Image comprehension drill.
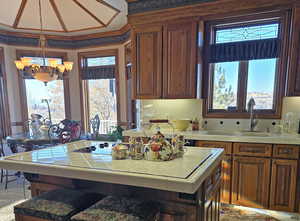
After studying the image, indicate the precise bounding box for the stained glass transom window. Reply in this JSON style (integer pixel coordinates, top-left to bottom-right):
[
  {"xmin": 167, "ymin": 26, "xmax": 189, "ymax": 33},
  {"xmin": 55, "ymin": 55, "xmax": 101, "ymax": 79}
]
[
  {"xmin": 215, "ymin": 23, "xmax": 279, "ymax": 44},
  {"xmin": 87, "ymin": 56, "xmax": 115, "ymax": 67}
]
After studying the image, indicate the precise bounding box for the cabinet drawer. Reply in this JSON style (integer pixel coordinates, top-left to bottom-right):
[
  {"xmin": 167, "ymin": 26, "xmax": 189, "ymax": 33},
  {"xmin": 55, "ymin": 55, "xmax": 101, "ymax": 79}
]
[
  {"xmin": 273, "ymin": 145, "xmax": 299, "ymax": 159},
  {"xmin": 233, "ymin": 143, "xmax": 272, "ymax": 157},
  {"xmin": 195, "ymin": 141, "xmax": 232, "ymax": 154}
]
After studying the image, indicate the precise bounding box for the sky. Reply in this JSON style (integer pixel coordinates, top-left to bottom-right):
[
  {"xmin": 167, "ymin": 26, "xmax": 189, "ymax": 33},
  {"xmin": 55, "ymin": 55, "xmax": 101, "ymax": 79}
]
[{"xmin": 216, "ymin": 59, "xmax": 276, "ymax": 94}]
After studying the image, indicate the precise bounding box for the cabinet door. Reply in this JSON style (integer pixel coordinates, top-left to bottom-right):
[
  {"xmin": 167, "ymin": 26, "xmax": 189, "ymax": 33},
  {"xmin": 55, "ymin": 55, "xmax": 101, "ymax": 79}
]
[
  {"xmin": 220, "ymin": 156, "xmax": 232, "ymax": 204},
  {"xmin": 232, "ymin": 157, "xmax": 271, "ymax": 208},
  {"xmin": 195, "ymin": 141, "xmax": 232, "ymax": 204},
  {"xmin": 287, "ymin": 6, "xmax": 300, "ymax": 96},
  {"xmin": 163, "ymin": 21, "xmax": 197, "ymax": 98},
  {"xmin": 270, "ymin": 159, "xmax": 297, "ymax": 212},
  {"xmin": 132, "ymin": 25, "xmax": 163, "ymax": 99}
]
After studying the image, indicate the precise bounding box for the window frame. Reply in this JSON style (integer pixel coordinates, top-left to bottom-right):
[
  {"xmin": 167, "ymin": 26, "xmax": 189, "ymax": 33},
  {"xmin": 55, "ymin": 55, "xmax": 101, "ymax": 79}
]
[
  {"xmin": 78, "ymin": 49, "xmax": 120, "ymax": 133},
  {"xmin": 0, "ymin": 47, "xmax": 12, "ymax": 137},
  {"xmin": 203, "ymin": 11, "xmax": 290, "ymax": 119},
  {"xmin": 16, "ymin": 50, "xmax": 71, "ymax": 128}
]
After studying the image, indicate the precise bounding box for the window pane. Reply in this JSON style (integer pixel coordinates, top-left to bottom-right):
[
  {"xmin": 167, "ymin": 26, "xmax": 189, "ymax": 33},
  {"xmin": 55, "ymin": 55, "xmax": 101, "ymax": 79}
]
[
  {"xmin": 87, "ymin": 79, "xmax": 117, "ymax": 134},
  {"xmin": 23, "ymin": 57, "xmax": 62, "ymax": 66},
  {"xmin": 25, "ymin": 80, "xmax": 65, "ymax": 123},
  {"xmin": 87, "ymin": 56, "xmax": 115, "ymax": 67},
  {"xmin": 212, "ymin": 62, "xmax": 239, "ymax": 110},
  {"xmin": 246, "ymin": 59, "xmax": 277, "ymax": 110},
  {"xmin": 216, "ymin": 23, "xmax": 279, "ymax": 43}
]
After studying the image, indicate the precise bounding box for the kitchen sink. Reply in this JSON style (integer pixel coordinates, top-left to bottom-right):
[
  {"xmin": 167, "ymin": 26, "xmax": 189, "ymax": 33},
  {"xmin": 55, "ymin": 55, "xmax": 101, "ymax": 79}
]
[
  {"xmin": 239, "ymin": 131, "xmax": 271, "ymax": 137},
  {"xmin": 202, "ymin": 130, "xmax": 240, "ymax": 136},
  {"xmin": 201, "ymin": 130, "xmax": 271, "ymax": 137}
]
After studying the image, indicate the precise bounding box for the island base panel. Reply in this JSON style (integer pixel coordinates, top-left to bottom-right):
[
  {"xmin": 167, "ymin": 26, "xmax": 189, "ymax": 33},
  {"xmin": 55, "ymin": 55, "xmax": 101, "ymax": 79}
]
[{"xmin": 26, "ymin": 165, "xmax": 221, "ymax": 221}]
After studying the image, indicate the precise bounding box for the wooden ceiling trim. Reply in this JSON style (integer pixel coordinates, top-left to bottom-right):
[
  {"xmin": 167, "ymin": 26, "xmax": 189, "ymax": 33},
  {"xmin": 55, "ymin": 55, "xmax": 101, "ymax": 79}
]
[
  {"xmin": 105, "ymin": 11, "xmax": 120, "ymax": 27},
  {"xmin": 49, "ymin": 0, "xmax": 68, "ymax": 32},
  {"xmin": 13, "ymin": 0, "xmax": 27, "ymax": 28},
  {"xmin": 0, "ymin": 23, "xmax": 130, "ymax": 41},
  {"xmin": 69, "ymin": 24, "xmax": 131, "ymax": 40},
  {"xmin": 72, "ymin": 0, "xmax": 107, "ymax": 27}
]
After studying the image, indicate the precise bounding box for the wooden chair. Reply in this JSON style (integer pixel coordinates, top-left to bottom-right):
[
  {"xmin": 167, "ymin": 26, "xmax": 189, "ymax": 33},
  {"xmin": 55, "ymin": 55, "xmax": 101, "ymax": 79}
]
[
  {"xmin": 71, "ymin": 195, "xmax": 160, "ymax": 221},
  {"xmin": 14, "ymin": 188, "xmax": 103, "ymax": 221}
]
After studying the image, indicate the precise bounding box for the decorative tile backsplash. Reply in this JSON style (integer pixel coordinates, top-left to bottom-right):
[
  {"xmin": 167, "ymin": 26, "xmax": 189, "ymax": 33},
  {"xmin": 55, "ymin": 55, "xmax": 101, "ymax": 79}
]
[{"xmin": 138, "ymin": 97, "xmax": 300, "ymax": 133}]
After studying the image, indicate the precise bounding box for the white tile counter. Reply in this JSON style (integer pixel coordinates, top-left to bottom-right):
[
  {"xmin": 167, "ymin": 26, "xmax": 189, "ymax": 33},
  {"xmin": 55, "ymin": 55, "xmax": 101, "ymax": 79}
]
[
  {"xmin": 124, "ymin": 129, "xmax": 300, "ymax": 145},
  {"xmin": 0, "ymin": 140, "xmax": 224, "ymax": 194}
]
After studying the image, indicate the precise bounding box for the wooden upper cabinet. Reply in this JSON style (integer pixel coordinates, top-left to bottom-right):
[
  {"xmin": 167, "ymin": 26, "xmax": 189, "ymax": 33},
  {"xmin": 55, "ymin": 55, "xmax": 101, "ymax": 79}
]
[
  {"xmin": 287, "ymin": 6, "xmax": 300, "ymax": 96},
  {"xmin": 132, "ymin": 21, "xmax": 198, "ymax": 99},
  {"xmin": 132, "ymin": 25, "xmax": 163, "ymax": 99},
  {"xmin": 232, "ymin": 156, "xmax": 271, "ymax": 208},
  {"xmin": 163, "ymin": 22, "xmax": 197, "ymax": 99}
]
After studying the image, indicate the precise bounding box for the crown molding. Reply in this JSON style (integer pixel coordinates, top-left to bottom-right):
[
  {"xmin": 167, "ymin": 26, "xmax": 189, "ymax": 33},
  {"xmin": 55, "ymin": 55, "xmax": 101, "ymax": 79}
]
[
  {"xmin": 0, "ymin": 24, "xmax": 131, "ymax": 49},
  {"xmin": 127, "ymin": 0, "xmax": 216, "ymax": 15},
  {"xmin": 128, "ymin": 0, "xmax": 298, "ymax": 26}
]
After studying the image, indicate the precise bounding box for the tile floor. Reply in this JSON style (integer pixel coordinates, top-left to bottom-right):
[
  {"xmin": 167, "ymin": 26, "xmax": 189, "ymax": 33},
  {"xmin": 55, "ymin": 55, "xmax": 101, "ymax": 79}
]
[{"xmin": 0, "ymin": 174, "xmax": 30, "ymax": 221}]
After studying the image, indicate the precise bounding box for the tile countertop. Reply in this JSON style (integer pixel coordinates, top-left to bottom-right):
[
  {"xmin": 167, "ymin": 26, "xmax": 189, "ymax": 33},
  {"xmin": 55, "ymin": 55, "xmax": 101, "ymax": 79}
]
[
  {"xmin": 0, "ymin": 140, "xmax": 224, "ymax": 194},
  {"xmin": 123, "ymin": 129, "xmax": 300, "ymax": 145}
]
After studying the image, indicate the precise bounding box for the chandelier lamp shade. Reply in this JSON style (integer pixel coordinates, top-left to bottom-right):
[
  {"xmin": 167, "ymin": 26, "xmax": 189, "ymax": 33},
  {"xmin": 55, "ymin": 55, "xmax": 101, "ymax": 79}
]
[{"xmin": 14, "ymin": 0, "xmax": 74, "ymax": 85}]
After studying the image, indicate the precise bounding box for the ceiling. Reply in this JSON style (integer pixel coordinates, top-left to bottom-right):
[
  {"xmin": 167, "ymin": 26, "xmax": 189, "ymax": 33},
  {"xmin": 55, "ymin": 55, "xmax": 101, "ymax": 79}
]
[{"xmin": 0, "ymin": 0, "xmax": 128, "ymax": 36}]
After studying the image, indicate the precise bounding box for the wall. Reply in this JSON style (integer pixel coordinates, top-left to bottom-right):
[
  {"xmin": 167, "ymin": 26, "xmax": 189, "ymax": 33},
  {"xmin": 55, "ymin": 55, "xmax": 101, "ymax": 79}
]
[
  {"xmin": 0, "ymin": 43, "xmax": 128, "ymax": 135},
  {"xmin": 139, "ymin": 97, "xmax": 300, "ymax": 133}
]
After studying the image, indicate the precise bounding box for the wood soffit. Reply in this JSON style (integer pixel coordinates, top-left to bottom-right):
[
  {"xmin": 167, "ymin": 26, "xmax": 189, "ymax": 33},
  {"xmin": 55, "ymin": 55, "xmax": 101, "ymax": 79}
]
[{"xmin": 0, "ymin": 24, "xmax": 131, "ymax": 49}]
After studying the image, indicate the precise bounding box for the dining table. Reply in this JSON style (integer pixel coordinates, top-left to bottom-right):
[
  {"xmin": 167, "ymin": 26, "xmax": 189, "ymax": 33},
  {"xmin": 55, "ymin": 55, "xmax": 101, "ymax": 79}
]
[{"xmin": 6, "ymin": 133, "xmax": 60, "ymax": 153}]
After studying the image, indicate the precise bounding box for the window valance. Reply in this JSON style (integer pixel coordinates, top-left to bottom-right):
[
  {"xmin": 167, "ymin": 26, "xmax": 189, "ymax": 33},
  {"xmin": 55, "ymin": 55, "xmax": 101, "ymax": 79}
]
[
  {"xmin": 81, "ymin": 65, "xmax": 116, "ymax": 80},
  {"xmin": 208, "ymin": 38, "xmax": 281, "ymax": 63}
]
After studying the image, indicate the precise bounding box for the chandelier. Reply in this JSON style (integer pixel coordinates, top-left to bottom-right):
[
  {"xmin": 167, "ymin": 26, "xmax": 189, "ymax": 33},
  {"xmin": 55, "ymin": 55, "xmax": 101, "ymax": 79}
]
[{"xmin": 14, "ymin": 0, "xmax": 73, "ymax": 85}]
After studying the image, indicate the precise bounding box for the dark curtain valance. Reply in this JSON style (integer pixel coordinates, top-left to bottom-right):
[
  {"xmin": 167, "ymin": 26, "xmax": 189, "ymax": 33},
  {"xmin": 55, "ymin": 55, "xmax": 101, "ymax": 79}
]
[
  {"xmin": 22, "ymin": 71, "xmax": 34, "ymax": 79},
  {"xmin": 82, "ymin": 65, "xmax": 115, "ymax": 80},
  {"xmin": 208, "ymin": 38, "xmax": 281, "ymax": 63}
]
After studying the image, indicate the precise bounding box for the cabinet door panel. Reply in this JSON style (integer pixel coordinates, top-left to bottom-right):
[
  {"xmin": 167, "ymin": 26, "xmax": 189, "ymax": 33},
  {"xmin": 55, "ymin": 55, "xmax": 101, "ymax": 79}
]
[
  {"xmin": 232, "ymin": 157, "xmax": 271, "ymax": 208},
  {"xmin": 195, "ymin": 141, "xmax": 232, "ymax": 154},
  {"xmin": 233, "ymin": 143, "xmax": 272, "ymax": 157},
  {"xmin": 273, "ymin": 145, "xmax": 299, "ymax": 159},
  {"xmin": 270, "ymin": 159, "xmax": 297, "ymax": 212},
  {"xmin": 221, "ymin": 156, "xmax": 232, "ymax": 204},
  {"xmin": 132, "ymin": 26, "xmax": 163, "ymax": 99},
  {"xmin": 163, "ymin": 22, "xmax": 197, "ymax": 98}
]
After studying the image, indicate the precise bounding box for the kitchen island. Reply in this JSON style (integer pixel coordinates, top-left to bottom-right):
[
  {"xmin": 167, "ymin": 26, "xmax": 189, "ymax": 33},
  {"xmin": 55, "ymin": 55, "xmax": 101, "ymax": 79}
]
[{"xmin": 0, "ymin": 140, "xmax": 224, "ymax": 221}]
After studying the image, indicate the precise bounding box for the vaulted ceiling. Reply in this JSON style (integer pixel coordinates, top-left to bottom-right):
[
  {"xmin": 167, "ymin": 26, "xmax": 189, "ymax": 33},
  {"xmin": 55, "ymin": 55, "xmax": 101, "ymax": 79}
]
[{"xmin": 0, "ymin": 0, "xmax": 127, "ymax": 36}]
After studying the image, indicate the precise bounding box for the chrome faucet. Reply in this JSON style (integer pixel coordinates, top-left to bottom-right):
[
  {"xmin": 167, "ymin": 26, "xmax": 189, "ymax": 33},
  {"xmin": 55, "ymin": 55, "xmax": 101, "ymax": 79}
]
[{"xmin": 247, "ymin": 98, "xmax": 258, "ymax": 132}]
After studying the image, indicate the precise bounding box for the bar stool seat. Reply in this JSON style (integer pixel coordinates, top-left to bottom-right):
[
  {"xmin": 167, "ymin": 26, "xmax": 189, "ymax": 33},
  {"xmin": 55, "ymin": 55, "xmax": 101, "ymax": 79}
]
[
  {"xmin": 14, "ymin": 188, "xmax": 103, "ymax": 221},
  {"xmin": 71, "ymin": 196, "xmax": 160, "ymax": 221}
]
